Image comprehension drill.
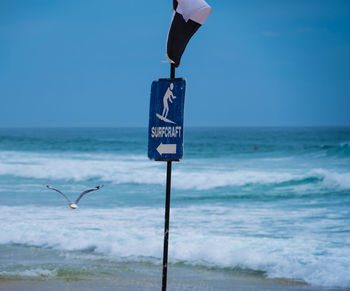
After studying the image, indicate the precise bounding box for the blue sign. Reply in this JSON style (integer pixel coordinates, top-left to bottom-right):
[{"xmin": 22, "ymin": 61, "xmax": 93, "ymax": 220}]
[{"xmin": 148, "ymin": 79, "xmax": 186, "ymax": 161}]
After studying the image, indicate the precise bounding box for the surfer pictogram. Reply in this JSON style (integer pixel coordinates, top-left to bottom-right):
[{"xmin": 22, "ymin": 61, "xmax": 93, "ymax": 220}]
[{"xmin": 156, "ymin": 83, "xmax": 176, "ymax": 124}]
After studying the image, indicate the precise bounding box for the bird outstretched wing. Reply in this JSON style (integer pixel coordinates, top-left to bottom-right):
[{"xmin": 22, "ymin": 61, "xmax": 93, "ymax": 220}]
[
  {"xmin": 46, "ymin": 185, "xmax": 71, "ymax": 203},
  {"xmin": 74, "ymin": 185, "xmax": 104, "ymax": 204}
]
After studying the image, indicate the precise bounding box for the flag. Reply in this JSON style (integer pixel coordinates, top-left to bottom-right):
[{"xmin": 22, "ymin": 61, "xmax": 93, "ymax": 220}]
[{"xmin": 167, "ymin": 0, "xmax": 212, "ymax": 67}]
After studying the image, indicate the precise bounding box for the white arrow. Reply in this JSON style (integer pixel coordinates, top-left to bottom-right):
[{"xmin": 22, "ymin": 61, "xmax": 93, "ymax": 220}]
[{"xmin": 157, "ymin": 143, "xmax": 177, "ymax": 155}]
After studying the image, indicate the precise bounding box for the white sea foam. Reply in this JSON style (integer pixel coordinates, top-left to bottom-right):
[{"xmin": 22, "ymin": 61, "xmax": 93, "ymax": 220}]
[
  {"xmin": 0, "ymin": 268, "xmax": 56, "ymax": 278},
  {"xmin": 311, "ymin": 168, "xmax": 350, "ymax": 190},
  {"xmin": 0, "ymin": 151, "xmax": 163, "ymax": 185},
  {"xmin": 1, "ymin": 151, "xmax": 349, "ymax": 191},
  {"xmin": 0, "ymin": 205, "xmax": 350, "ymax": 287},
  {"xmin": 172, "ymin": 170, "xmax": 298, "ymax": 190}
]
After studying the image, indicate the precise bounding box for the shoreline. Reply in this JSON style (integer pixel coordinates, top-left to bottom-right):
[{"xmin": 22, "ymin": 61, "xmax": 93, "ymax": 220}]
[{"xmin": 1, "ymin": 263, "xmax": 349, "ymax": 291}]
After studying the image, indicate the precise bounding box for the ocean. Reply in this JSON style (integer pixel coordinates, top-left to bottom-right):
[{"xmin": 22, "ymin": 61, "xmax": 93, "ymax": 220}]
[{"xmin": 0, "ymin": 127, "xmax": 350, "ymax": 290}]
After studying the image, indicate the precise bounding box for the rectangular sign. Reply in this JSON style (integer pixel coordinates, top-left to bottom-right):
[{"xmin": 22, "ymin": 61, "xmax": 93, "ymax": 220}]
[{"xmin": 148, "ymin": 78, "xmax": 186, "ymax": 161}]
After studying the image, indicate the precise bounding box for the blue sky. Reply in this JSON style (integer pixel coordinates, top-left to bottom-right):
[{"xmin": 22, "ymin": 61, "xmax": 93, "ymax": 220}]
[{"xmin": 1, "ymin": 0, "xmax": 349, "ymax": 127}]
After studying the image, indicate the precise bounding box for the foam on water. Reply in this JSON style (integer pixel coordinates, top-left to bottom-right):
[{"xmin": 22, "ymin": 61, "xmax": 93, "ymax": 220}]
[
  {"xmin": 1, "ymin": 128, "xmax": 350, "ymax": 288},
  {"xmin": 0, "ymin": 205, "xmax": 349, "ymax": 287},
  {"xmin": 1, "ymin": 151, "xmax": 349, "ymax": 191},
  {"xmin": 0, "ymin": 268, "xmax": 57, "ymax": 279},
  {"xmin": 311, "ymin": 168, "xmax": 350, "ymax": 190}
]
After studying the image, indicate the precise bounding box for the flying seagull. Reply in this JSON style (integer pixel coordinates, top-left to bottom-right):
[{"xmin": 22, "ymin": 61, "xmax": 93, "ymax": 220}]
[{"xmin": 46, "ymin": 185, "xmax": 104, "ymax": 209}]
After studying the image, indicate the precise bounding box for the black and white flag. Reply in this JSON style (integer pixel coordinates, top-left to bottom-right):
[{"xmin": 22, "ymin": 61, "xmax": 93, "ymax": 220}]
[{"xmin": 167, "ymin": 0, "xmax": 212, "ymax": 67}]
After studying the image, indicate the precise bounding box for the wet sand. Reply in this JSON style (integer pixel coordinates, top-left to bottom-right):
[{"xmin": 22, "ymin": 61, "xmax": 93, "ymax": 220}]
[{"xmin": 1, "ymin": 262, "xmax": 349, "ymax": 291}]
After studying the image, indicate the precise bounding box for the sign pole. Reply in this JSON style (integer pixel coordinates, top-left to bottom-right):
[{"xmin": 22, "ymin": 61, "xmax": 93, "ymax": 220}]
[
  {"xmin": 170, "ymin": 63, "xmax": 175, "ymax": 79},
  {"xmin": 162, "ymin": 160, "xmax": 172, "ymax": 291},
  {"xmin": 161, "ymin": 64, "xmax": 175, "ymax": 291}
]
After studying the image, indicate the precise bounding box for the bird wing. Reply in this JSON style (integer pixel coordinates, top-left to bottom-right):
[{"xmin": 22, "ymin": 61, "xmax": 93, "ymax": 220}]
[
  {"xmin": 46, "ymin": 185, "xmax": 71, "ymax": 203},
  {"xmin": 74, "ymin": 185, "xmax": 104, "ymax": 204}
]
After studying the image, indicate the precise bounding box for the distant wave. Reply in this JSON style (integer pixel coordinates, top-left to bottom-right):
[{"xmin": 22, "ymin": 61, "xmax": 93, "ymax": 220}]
[
  {"xmin": 0, "ymin": 151, "xmax": 349, "ymax": 191},
  {"xmin": 0, "ymin": 205, "xmax": 349, "ymax": 288},
  {"xmin": 320, "ymin": 141, "xmax": 350, "ymax": 157},
  {"xmin": 321, "ymin": 141, "xmax": 350, "ymax": 149},
  {"xmin": 172, "ymin": 169, "xmax": 350, "ymax": 191}
]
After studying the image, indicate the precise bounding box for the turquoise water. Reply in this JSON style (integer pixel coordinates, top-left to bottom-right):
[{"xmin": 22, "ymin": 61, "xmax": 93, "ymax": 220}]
[{"xmin": 0, "ymin": 127, "xmax": 350, "ymax": 288}]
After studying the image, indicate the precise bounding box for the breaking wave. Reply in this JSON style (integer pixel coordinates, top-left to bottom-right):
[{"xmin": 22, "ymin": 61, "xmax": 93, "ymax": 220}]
[
  {"xmin": 320, "ymin": 141, "xmax": 350, "ymax": 157},
  {"xmin": 0, "ymin": 268, "xmax": 57, "ymax": 279},
  {"xmin": 0, "ymin": 151, "xmax": 349, "ymax": 191},
  {"xmin": 0, "ymin": 205, "xmax": 350, "ymax": 287}
]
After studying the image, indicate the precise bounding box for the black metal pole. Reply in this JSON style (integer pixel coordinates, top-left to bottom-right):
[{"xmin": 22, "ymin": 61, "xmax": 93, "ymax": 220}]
[
  {"xmin": 162, "ymin": 64, "xmax": 175, "ymax": 291},
  {"xmin": 170, "ymin": 63, "xmax": 175, "ymax": 79},
  {"xmin": 162, "ymin": 160, "xmax": 172, "ymax": 291}
]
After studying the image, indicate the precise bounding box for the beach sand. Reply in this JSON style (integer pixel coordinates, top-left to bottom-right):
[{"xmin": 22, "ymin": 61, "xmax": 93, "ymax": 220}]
[{"xmin": 1, "ymin": 262, "xmax": 349, "ymax": 291}]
